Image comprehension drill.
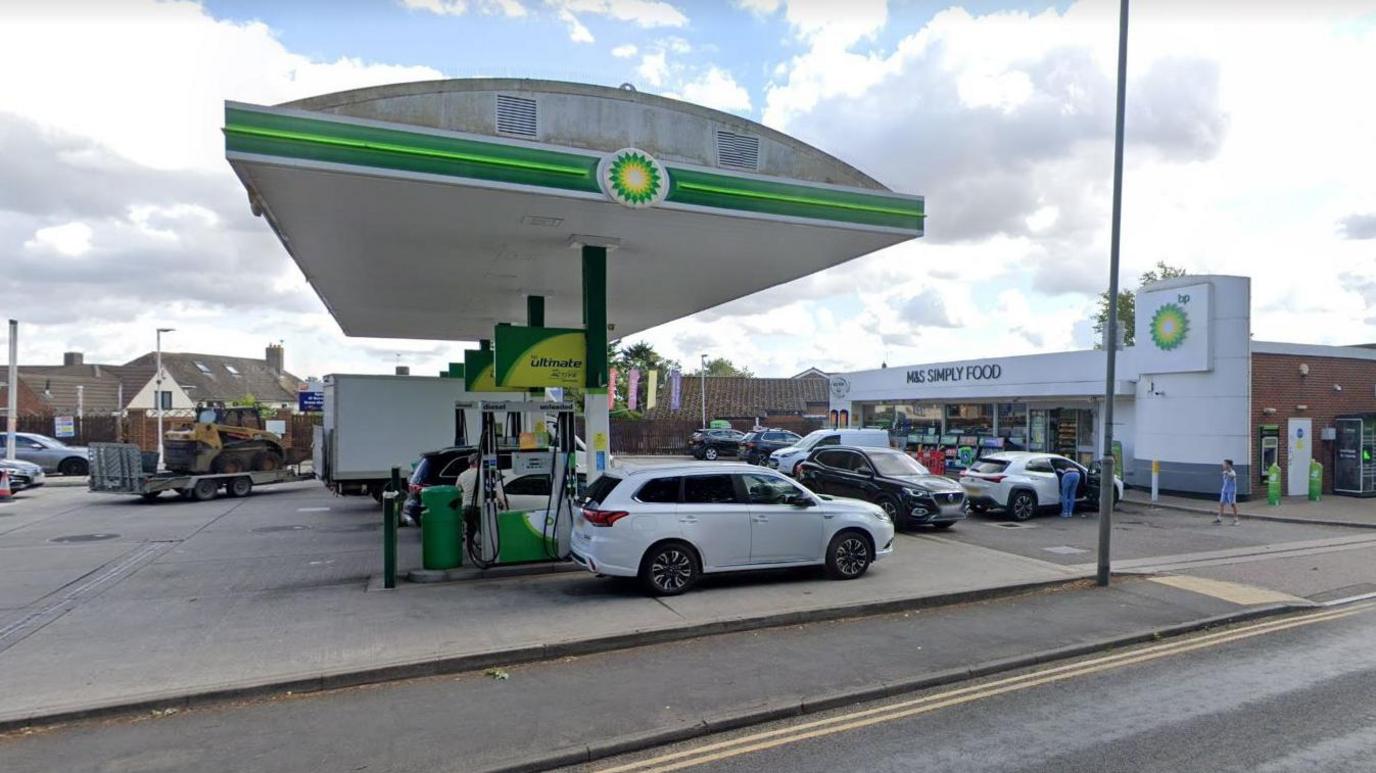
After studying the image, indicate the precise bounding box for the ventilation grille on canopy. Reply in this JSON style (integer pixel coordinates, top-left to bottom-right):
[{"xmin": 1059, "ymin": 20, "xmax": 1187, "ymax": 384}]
[
  {"xmin": 496, "ymin": 95, "xmax": 538, "ymax": 138},
  {"xmin": 715, "ymin": 130, "xmax": 760, "ymax": 171}
]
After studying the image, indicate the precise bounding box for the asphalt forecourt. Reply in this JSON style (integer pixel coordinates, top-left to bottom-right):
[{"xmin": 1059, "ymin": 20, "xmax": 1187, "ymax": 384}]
[
  {"xmin": 0, "ymin": 576, "xmax": 1341, "ymax": 773},
  {"xmin": 0, "ymin": 481, "xmax": 1082, "ymax": 730}
]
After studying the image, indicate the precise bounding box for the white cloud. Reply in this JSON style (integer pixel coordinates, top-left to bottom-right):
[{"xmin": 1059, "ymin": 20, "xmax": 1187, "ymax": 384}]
[
  {"xmin": 401, "ymin": 0, "xmax": 528, "ymax": 17},
  {"xmin": 672, "ymin": 66, "xmax": 752, "ymax": 113},
  {"xmin": 611, "ymin": 43, "xmax": 638, "ymax": 58},
  {"xmin": 25, "ymin": 222, "xmax": 94, "ymax": 257},
  {"xmin": 735, "ymin": 0, "xmax": 782, "ymax": 16},
  {"xmin": 548, "ymin": 0, "xmax": 688, "ymax": 43},
  {"xmin": 637, "ymin": 50, "xmax": 668, "ymax": 86},
  {"xmin": 559, "ymin": 8, "xmax": 596, "ymax": 42}
]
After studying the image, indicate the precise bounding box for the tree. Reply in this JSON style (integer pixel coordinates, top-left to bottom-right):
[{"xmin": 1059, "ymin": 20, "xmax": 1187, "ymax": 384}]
[
  {"xmin": 692, "ymin": 357, "xmax": 754, "ymax": 378},
  {"xmin": 1093, "ymin": 261, "xmax": 1188, "ymax": 348}
]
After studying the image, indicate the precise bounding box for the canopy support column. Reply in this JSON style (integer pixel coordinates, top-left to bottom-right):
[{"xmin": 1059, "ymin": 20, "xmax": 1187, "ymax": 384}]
[{"xmin": 582, "ymin": 245, "xmax": 610, "ymax": 482}]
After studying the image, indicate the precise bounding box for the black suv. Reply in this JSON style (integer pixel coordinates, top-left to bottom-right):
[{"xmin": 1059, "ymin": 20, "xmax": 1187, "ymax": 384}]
[
  {"xmin": 403, "ymin": 445, "xmax": 478, "ymax": 522},
  {"xmin": 797, "ymin": 445, "xmax": 967, "ymax": 530},
  {"xmin": 689, "ymin": 428, "xmax": 746, "ymax": 460},
  {"xmin": 740, "ymin": 429, "xmax": 802, "ymax": 465}
]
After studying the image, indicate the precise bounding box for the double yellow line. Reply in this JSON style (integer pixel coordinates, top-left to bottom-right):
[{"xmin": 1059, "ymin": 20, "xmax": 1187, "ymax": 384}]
[{"xmin": 598, "ymin": 602, "xmax": 1375, "ymax": 773}]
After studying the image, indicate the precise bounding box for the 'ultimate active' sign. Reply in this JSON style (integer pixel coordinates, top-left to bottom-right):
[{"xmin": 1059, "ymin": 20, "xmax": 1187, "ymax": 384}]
[{"xmin": 906, "ymin": 363, "xmax": 1004, "ymax": 384}]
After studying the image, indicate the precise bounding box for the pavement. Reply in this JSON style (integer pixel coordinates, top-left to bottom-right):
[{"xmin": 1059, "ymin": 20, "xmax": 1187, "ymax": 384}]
[
  {"xmin": 0, "ymin": 577, "xmax": 1330, "ymax": 773},
  {"xmin": 3, "ymin": 477, "xmax": 1375, "ymax": 736},
  {"xmin": 1126, "ymin": 488, "xmax": 1376, "ymax": 528}
]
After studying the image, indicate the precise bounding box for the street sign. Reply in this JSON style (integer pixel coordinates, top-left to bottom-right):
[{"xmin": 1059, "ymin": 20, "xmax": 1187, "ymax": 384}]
[
  {"xmin": 54, "ymin": 416, "xmax": 75, "ymax": 438},
  {"xmin": 297, "ymin": 391, "xmax": 324, "ymax": 412}
]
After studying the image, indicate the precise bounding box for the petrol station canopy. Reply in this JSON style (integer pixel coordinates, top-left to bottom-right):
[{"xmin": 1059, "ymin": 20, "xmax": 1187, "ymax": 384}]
[{"xmin": 225, "ymin": 79, "xmax": 924, "ymax": 341}]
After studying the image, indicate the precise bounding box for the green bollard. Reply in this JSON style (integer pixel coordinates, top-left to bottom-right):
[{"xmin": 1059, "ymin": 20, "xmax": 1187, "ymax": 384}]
[
  {"xmin": 383, "ymin": 466, "xmax": 400, "ymax": 589},
  {"xmin": 1308, "ymin": 460, "xmax": 1323, "ymax": 502},
  {"xmin": 1267, "ymin": 463, "xmax": 1282, "ymax": 505}
]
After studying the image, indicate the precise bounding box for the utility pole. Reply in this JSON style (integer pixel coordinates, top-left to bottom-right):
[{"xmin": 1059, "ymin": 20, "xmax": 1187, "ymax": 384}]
[
  {"xmin": 155, "ymin": 327, "xmax": 174, "ymax": 471},
  {"xmin": 1098, "ymin": 0, "xmax": 1130, "ymax": 588},
  {"xmin": 699, "ymin": 353, "xmax": 708, "ymax": 427},
  {"xmin": 5, "ymin": 320, "xmax": 16, "ymax": 461}
]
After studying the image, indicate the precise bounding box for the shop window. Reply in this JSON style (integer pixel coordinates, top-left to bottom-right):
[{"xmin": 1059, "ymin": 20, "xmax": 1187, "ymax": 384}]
[
  {"xmin": 945, "ymin": 403, "xmax": 993, "ymax": 435},
  {"xmin": 997, "ymin": 403, "xmax": 1027, "ymax": 439}
]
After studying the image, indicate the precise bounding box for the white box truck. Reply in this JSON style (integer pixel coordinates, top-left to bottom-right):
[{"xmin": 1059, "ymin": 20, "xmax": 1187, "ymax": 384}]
[{"xmin": 316, "ymin": 374, "xmax": 473, "ymax": 501}]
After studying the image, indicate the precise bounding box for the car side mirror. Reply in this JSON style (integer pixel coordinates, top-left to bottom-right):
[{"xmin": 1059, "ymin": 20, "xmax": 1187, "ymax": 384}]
[{"xmin": 787, "ymin": 494, "xmax": 815, "ymax": 507}]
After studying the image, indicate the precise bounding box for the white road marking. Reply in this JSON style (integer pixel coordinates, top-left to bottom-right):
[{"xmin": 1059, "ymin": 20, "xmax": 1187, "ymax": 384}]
[{"xmin": 296, "ymin": 507, "xmax": 331, "ymax": 512}]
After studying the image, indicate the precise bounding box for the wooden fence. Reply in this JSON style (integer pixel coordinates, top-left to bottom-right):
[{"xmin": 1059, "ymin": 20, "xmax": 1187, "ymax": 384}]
[
  {"xmin": 606, "ymin": 416, "xmax": 825, "ymax": 455},
  {"xmin": 9, "ymin": 410, "xmax": 322, "ymax": 457}
]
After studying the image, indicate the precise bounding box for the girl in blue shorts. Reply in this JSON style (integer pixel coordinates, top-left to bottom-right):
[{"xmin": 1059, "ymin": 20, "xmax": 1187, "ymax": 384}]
[{"xmin": 1216, "ymin": 459, "xmax": 1239, "ymax": 525}]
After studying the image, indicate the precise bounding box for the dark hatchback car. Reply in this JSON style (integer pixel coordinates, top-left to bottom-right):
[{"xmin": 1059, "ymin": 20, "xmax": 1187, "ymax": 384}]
[
  {"xmin": 689, "ymin": 428, "xmax": 747, "ymax": 460},
  {"xmin": 797, "ymin": 445, "xmax": 967, "ymax": 530},
  {"xmin": 740, "ymin": 429, "xmax": 802, "ymax": 465},
  {"xmin": 403, "ymin": 445, "xmax": 478, "ymax": 521}
]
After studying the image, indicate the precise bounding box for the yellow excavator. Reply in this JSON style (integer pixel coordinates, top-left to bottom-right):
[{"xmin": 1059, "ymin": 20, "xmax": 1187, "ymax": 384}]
[{"xmin": 163, "ymin": 404, "xmax": 287, "ymax": 475}]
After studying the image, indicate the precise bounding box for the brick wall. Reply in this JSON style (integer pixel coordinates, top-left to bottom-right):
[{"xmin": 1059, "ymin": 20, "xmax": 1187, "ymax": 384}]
[{"xmin": 1251, "ymin": 353, "xmax": 1376, "ymax": 494}]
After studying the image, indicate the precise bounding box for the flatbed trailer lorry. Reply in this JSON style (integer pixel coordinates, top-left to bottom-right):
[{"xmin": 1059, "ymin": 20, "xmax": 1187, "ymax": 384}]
[{"xmin": 88, "ymin": 442, "xmax": 309, "ymax": 501}]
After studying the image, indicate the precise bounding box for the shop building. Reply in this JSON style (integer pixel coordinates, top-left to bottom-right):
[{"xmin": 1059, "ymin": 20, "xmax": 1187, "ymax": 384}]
[{"xmin": 827, "ymin": 275, "xmax": 1376, "ymax": 498}]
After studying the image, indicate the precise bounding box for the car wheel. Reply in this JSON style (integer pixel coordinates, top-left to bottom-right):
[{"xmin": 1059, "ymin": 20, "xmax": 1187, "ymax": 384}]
[
  {"xmin": 640, "ymin": 542, "xmax": 699, "ymax": 596},
  {"xmin": 59, "ymin": 457, "xmax": 89, "ymax": 476},
  {"xmin": 877, "ymin": 496, "xmax": 904, "ymax": 529},
  {"xmin": 703, "ymin": 447, "xmax": 719, "ymax": 461},
  {"xmin": 1009, "ymin": 491, "xmax": 1037, "ymax": 521},
  {"xmin": 931, "ymin": 521, "xmax": 956, "ymax": 530},
  {"xmin": 225, "ymin": 476, "xmax": 253, "ymax": 498},
  {"xmin": 825, "ymin": 531, "xmax": 873, "ymax": 580},
  {"xmin": 191, "ymin": 478, "xmax": 218, "ymax": 502}
]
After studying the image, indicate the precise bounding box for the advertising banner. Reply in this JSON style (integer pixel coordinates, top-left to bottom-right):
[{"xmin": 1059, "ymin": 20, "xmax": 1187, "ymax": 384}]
[
  {"xmin": 464, "ymin": 349, "xmax": 522, "ymax": 393},
  {"xmin": 1135, "ymin": 282, "xmax": 1213, "ymax": 374},
  {"xmin": 608, "ymin": 368, "xmax": 618, "ymax": 409},
  {"xmin": 646, "ymin": 369, "xmax": 658, "ymax": 410},
  {"xmin": 297, "ymin": 391, "xmax": 324, "ymax": 412},
  {"xmin": 494, "ymin": 325, "xmax": 587, "ymax": 388},
  {"xmin": 670, "ymin": 369, "xmax": 681, "ymax": 410},
  {"xmin": 627, "ymin": 368, "xmax": 641, "ymax": 411}
]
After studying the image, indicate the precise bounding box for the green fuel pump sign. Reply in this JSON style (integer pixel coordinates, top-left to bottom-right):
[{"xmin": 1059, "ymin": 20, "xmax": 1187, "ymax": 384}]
[
  {"xmin": 495, "ymin": 325, "xmax": 588, "ymax": 388},
  {"xmin": 464, "ymin": 348, "xmax": 523, "ymax": 393}
]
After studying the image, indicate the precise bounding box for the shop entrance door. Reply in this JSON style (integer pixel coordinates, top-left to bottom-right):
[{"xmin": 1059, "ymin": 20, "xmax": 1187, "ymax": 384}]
[{"xmin": 1287, "ymin": 418, "xmax": 1311, "ymax": 497}]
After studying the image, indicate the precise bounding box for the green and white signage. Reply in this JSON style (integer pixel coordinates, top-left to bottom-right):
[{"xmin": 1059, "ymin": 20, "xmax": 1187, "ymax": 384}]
[
  {"xmin": 1135, "ymin": 282, "xmax": 1213, "ymax": 374},
  {"xmin": 494, "ymin": 325, "xmax": 587, "ymax": 388},
  {"xmin": 464, "ymin": 348, "xmax": 523, "ymax": 393},
  {"xmin": 597, "ymin": 148, "xmax": 668, "ymax": 209}
]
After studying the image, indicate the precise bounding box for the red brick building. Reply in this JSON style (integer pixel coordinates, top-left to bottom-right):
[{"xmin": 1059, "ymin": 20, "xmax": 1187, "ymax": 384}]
[{"xmin": 1250, "ymin": 344, "xmax": 1376, "ymax": 495}]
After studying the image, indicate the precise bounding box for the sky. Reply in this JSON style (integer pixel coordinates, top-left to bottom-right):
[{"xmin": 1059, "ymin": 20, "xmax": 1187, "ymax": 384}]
[{"xmin": 2, "ymin": 0, "xmax": 1374, "ymax": 381}]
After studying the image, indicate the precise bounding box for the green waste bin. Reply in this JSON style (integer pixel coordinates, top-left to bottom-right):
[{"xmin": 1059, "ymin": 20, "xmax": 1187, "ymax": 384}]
[
  {"xmin": 1267, "ymin": 464, "xmax": 1282, "ymax": 506},
  {"xmin": 1308, "ymin": 460, "xmax": 1323, "ymax": 502},
  {"xmin": 420, "ymin": 485, "xmax": 463, "ymax": 570}
]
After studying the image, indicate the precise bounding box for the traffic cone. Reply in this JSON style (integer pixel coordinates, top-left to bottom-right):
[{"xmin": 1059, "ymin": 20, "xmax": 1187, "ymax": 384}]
[{"xmin": 0, "ymin": 470, "xmax": 11, "ymax": 499}]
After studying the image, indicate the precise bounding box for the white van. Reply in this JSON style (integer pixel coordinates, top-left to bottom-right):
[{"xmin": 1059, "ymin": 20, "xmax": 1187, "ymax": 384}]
[{"xmin": 769, "ymin": 428, "xmax": 892, "ymax": 477}]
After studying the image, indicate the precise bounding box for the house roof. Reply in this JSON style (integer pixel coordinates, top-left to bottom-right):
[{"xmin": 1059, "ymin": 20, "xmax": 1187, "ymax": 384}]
[
  {"xmin": 123, "ymin": 352, "xmax": 304, "ymax": 404},
  {"xmin": 0, "ymin": 377, "xmax": 50, "ymax": 416},
  {"xmin": 790, "ymin": 367, "xmax": 831, "ymax": 380},
  {"xmin": 16, "ymin": 367, "xmax": 129, "ymax": 415},
  {"xmin": 641, "ymin": 376, "xmax": 829, "ymax": 420}
]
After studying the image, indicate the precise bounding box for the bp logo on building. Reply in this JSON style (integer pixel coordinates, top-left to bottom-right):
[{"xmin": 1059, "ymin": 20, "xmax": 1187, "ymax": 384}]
[
  {"xmin": 598, "ymin": 148, "xmax": 668, "ymax": 209},
  {"xmin": 1150, "ymin": 303, "xmax": 1190, "ymax": 351}
]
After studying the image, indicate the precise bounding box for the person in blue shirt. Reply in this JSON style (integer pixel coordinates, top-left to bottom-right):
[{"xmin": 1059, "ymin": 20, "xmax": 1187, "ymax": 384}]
[{"xmin": 1216, "ymin": 458, "xmax": 1239, "ymax": 525}]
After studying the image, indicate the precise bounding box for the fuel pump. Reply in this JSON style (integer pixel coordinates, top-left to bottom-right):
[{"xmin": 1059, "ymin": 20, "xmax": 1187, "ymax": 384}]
[{"xmin": 466, "ymin": 399, "xmax": 578, "ymax": 567}]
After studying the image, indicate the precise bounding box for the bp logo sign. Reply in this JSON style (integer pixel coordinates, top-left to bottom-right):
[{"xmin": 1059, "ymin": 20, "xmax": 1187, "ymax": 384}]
[
  {"xmin": 598, "ymin": 148, "xmax": 668, "ymax": 208},
  {"xmin": 1149, "ymin": 302, "xmax": 1190, "ymax": 351}
]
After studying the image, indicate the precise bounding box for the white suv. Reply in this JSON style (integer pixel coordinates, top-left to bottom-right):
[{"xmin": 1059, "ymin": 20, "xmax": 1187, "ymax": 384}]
[
  {"xmin": 769, "ymin": 428, "xmax": 891, "ymax": 478},
  {"xmin": 958, "ymin": 452, "xmax": 1123, "ymax": 521},
  {"xmin": 570, "ymin": 462, "xmax": 895, "ymax": 595}
]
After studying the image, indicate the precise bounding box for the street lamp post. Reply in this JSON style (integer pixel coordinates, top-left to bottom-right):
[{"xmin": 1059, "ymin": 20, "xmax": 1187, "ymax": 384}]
[
  {"xmin": 1098, "ymin": 0, "xmax": 1131, "ymax": 588},
  {"xmin": 700, "ymin": 354, "xmax": 708, "ymax": 428},
  {"xmin": 155, "ymin": 327, "xmax": 174, "ymax": 471}
]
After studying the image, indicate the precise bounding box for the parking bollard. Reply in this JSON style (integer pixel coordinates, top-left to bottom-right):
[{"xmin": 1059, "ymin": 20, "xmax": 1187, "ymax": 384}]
[{"xmin": 382, "ymin": 466, "xmax": 401, "ymax": 589}]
